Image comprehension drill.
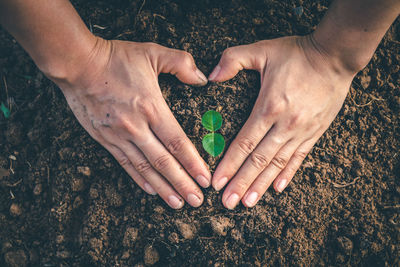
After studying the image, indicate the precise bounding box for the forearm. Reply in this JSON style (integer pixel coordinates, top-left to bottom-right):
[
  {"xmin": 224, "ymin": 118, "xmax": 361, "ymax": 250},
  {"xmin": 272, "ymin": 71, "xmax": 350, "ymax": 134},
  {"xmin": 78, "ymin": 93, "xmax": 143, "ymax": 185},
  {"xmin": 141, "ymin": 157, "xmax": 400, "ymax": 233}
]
[
  {"xmin": 312, "ymin": 0, "xmax": 400, "ymax": 74},
  {"xmin": 0, "ymin": 0, "xmax": 105, "ymax": 85}
]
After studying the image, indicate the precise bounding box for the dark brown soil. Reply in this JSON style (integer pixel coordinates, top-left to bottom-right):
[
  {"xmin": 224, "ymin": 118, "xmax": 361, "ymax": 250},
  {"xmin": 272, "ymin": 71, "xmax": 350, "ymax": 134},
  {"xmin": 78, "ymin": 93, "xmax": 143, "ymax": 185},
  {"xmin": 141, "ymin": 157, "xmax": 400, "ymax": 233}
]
[{"xmin": 0, "ymin": 0, "xmax": 399, "ymax": 266}]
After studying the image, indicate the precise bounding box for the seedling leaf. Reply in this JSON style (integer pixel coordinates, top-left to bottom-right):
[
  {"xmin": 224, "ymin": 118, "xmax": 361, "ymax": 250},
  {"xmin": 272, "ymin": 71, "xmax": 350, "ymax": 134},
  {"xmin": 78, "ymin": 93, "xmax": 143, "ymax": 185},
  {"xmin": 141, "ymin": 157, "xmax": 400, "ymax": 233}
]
[
  {"xmin": 201, "ymin": 110, "xmax": 222, "ymax": 131},
  {"xmin": 0, "ymin": 102, "xmax": 10, "ymax": 119},
  {"xmin": 202, "ymin": 133, "xmax": 225, "ymax": 157}
]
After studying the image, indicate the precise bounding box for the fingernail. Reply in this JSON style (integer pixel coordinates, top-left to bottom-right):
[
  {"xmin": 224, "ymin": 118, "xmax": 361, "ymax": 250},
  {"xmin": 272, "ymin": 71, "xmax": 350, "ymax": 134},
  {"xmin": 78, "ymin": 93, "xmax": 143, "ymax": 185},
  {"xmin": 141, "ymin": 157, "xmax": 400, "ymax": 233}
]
[
  {"xmin": 168, "ymin": 195, "xmax": 184, "ymax": 209},
  {"xmin": 225, "ymin": 193, "xmax": 240, "ymax": 210},
  {"xmin": 195, "ymin": 69, "xmax": 208, "ymax": 85},
  {"xmin": 214, "ymin": 177, "xmax": 228, "ymax": 191},
  {"xmin": 208, "ymin": 65, "xmax": 221, "ymax": 81},
  {"xmin": 244, "ymin": 192, "xmax": 259, "ymax": 207},
  {"xmin": 196, "ymin": 175, "xmax": 210, "ymax": 188},
  {"xmin": 187, "ymin": 193, "xmax": 202, "ymax": 207},
  {"xmin": 276, "ymin": 179, "xmax": 287, "ymax": 192},
  {"xmin": 144, "ymin": 183, "xmax": 157, "ymax": 195}
]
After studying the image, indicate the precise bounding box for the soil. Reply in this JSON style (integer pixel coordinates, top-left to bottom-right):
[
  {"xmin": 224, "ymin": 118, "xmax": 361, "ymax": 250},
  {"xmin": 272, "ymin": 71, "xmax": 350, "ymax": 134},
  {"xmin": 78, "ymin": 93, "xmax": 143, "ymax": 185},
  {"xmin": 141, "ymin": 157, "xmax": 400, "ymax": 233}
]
[{"xmin": 0, "ymin": 0, "xmax": 399, "ymax": 266}]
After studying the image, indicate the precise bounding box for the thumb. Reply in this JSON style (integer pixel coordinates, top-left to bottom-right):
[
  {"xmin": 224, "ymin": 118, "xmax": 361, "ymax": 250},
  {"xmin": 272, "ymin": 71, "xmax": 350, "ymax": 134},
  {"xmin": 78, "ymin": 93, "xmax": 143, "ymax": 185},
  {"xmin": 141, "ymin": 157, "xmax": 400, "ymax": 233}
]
[
  {"xmin": 153, "ymin": 44, "xmax": 208, "ymax": 86},
  {"xmin": 208, "ymin": 43, "xmax": 268, "ymax": 82}
]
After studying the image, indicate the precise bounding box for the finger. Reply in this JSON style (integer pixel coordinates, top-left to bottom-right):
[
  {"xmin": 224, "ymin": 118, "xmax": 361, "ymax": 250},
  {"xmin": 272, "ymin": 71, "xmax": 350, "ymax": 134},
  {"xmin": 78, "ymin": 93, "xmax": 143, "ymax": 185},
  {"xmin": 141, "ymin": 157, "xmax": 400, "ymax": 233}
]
[
  {"xmin": 241, "ymin": 138, "xmax": 312, "ymax": 208},
  {"xmin": 272, "ymin": 136, "xmax": 318, "ymax": 193},
  {"xmin": 208, "ymin": 42, "xmax": 268, "ymax": 82},
  {"xmin": 103, "ymin": 143, "xmax": 157, "ymax": 196},
  {"xmin": 99, "ymin": 127, "xmax": 185, "ymax": 209},
  {"xmin": 122, "ymin": 141, "xmax": 189, "ymax": 209},
  {"xmin": 150, "ymin": 102, "xmax": 211, "ymax": 188},
  {"xmin": 151, "ymin": 44, "xmax": 208, "ymax": 86},
  {"xmin": 222, "ymin": 133, "xmax": 296, "ymax": 210},
  {"xmin": 133, "ymin": 127, "xmax": 205, "ymax": 208},
  {"xmin": 212, "ymin": 110, "xmax": 274, "ymax": 191}
]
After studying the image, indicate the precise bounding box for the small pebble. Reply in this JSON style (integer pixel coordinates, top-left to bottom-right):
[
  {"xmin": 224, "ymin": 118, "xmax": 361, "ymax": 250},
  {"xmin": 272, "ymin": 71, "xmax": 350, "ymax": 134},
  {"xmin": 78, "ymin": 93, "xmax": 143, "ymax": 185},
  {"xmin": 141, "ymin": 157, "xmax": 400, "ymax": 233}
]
[
  {"xmin": 33, "ymin": 184, "xmax": 42, "ymax": 196},
  {"xmin": 10, "ymin": 203, "xmax": 22, "ymax": 217},
  {"xmin": 121, "ymin": 251, "xmax": 130, "ymax": 259}
]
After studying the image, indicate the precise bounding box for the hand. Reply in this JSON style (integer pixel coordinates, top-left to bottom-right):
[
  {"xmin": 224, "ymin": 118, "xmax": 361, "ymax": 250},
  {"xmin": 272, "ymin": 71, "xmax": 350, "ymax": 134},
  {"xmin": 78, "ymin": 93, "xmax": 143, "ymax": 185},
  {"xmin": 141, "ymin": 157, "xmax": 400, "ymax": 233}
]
[
  {"xmin": 209, "ymin": 35, "xmax": 356, "ymax": 209},
  {"xmin": 59, "ymin": 38, "xmax": 211, "ymax": 209}
]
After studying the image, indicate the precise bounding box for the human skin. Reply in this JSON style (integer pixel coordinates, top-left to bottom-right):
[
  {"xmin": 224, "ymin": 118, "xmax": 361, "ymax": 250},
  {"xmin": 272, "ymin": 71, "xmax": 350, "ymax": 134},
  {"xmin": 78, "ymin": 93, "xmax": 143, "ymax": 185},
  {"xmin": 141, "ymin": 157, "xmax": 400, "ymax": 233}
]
[
  {"xmin": 210, "ymin": 0, "xmax": 400, "ymax": 209},
  {"xmin": 1, "ymin": 0, "xmax": 399, "ymax": 211},
  {"xmin": 0, "ymin": 0, "xmax": 212, "ymax": 209}
]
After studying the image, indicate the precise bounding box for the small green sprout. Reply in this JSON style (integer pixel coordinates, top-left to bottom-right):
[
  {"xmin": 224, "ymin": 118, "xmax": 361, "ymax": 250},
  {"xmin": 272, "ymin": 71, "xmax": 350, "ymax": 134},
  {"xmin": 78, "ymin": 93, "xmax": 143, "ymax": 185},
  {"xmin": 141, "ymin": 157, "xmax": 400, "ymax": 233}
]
[
  {"xmin": 201, "ymin": 110, "xmax": 225, "ymax": 157},
  {"xmin": 0, "ymin": 102, "xmax": 10, "ymax": 119}
]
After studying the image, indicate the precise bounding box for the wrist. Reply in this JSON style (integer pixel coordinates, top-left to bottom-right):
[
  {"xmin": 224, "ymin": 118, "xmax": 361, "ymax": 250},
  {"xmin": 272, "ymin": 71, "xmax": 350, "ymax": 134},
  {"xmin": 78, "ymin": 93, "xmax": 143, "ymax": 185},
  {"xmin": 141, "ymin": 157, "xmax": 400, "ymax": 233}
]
[
  {"xmin": 37, "ymin": 32, "xmax": 93, "ymax": 85},
  {"xmin": 42, "ymin": 36, "xmax": 112, "ymax": 89},
  {"xmin": 297, "ymin": 34, "xmax": 359, "ymax": 83},
  {"xmin": 309, "ymin": 0, "xmax": 400, "ymax": 75},
  {"xmin": 310, "ymin": 29, "xmax": 372, "ymax": 75}
]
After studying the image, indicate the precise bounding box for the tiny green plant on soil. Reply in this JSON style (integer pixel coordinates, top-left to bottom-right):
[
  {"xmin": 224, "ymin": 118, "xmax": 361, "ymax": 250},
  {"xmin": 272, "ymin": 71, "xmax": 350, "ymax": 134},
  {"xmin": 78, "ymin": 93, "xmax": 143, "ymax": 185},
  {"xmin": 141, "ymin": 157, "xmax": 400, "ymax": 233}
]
[{"xmin": 201, "ymin": 110, "xmax": 225, "ymax": 157}]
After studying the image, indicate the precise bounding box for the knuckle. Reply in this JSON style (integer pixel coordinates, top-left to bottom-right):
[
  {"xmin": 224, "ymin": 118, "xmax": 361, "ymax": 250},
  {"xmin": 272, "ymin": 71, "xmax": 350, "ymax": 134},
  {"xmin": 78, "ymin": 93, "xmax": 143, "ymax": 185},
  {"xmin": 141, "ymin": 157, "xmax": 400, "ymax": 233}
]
[
  {"xmin": 117, "ymin": 156, "xmax": 131, "ymax": 167},
  {"xmin": 270, "ymin": 135, "xmax": 284, "ymax": 146},
  {"xmin": 153, "ymin": 154, "xmax": 171, "ymax": 171},
  {"xmin": 137, "ymin": 99, "xmax": 155, "ymax": 118},
  {"xmin": 261, "ymin": 102, "xmax": 285, "ymax": 118},
  {"xmin": 222, "ymin": 47, "xmax": 236, "ymax": 59},
  {"xmin": 288, "ymin": 114, "xmax": 306, "ymax": 130},
  {"xmin": 250, "ymin": 152, "xmax": 269, "ymax": 170},
  {"xmin": 115, "ymin": 115, "xmax": 139, "ymax": 137},
  {"xmin": 270, "ymin": 155, "xmax": 289, "ymax": 170},
  {"xmin": 270, "ymin": 102, "xmax": 285, "ymax": 116},
  {"xmin": 233, "ymin": 179, "xmax": 250, "ymax": 193},
  {"xmin": 180, "ymin": 51, "xmax": 195, "ymax": 67},
  {"xmin": 167, "ymin": 138, "xmax": 186, "ymax": 154},
  {"xmin": 135, "ymin": 160, "xmax": 152, "ymax": 174},
  {"xmin": 172, "ymin": 179, "xmax": 190, "ymax": 193},
  {"xmin": 144, "ymin": 42, "xmax": 160, "ymax": 53},
  {"xmin": 182, "ymin": 160, "xmax": 198, "ymax": 174},
  {"xmin": 135, "ymin": 99, "xmax": 158, "ymax": 125},
  {"xmin": 237, "ymin": 138, "xmax": 257, "ymax": 155},
  {"xmin": 294, "ymin": 150, "xmax": 308, "ymax": 161}
]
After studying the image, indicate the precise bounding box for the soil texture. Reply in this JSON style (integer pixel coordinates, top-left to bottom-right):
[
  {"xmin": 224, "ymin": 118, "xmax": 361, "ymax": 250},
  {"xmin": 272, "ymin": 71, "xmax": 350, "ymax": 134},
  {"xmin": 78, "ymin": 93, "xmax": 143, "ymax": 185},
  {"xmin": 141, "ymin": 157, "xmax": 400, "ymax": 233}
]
[{"xmin": 0, "ymin": 0, "xmax": 399, "ymax": 266}]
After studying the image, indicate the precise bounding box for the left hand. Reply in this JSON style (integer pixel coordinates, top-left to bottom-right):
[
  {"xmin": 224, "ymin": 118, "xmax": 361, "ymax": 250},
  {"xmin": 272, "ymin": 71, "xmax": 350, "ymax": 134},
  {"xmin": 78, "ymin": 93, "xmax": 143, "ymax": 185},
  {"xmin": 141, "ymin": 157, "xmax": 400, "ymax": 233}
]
[{"xmin": 209, "ymin": 35, "xmax": 356, "ymax": 209}]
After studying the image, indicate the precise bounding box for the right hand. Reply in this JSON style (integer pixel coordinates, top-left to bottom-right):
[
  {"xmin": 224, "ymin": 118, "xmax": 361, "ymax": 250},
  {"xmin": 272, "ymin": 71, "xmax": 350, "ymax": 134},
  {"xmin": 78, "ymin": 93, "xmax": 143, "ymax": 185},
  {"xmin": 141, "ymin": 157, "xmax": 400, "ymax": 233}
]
[{"xmin": 58, "ymin": 38, "xmax": 211, "ymax": 209}]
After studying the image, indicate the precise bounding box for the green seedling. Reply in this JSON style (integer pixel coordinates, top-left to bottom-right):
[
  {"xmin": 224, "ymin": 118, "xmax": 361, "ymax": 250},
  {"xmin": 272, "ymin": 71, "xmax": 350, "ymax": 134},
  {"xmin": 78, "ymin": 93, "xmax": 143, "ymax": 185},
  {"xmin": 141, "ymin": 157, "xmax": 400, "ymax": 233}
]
[
  {"xmin": 201, "ymin": 110, "xmax": 225, "ymax": 157},
  {"xmin": 0, "ymin": 102, "xmax": 10, "ymax": 119}
]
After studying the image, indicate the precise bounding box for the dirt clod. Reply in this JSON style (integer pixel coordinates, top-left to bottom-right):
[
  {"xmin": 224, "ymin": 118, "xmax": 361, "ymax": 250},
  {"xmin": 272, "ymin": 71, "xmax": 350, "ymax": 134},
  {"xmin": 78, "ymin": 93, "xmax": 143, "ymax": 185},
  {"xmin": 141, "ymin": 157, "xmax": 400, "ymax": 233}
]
[
  {"xmin": 33, "ymin": 184, "xmax": 42, "ymax": 196},
  {"xmin": 122, "ymin": 250, "xmax": 130, "ymax": 259},
  {"xmin": 4, "ymin": 249, "xmax": 27, "ymax": 267},
  {"xmin": 0, "ymin": 0, "xmax": 398, "ymax": 266},
  {"xmin": 144, "ymin": 245, "xmax": 159, "ymax": 266},
  {"xmin": 77, "ymin": 166, "xmax": 91, "ymax": 176},
  {"xmin": 360, "ymin": 75, "xmax": 371, "ymax": 89},
  {"xmin": 210, "ymin": 216, "xmax": 234, "ymax": 236},
  {"xmin": 175, "ymin": 219, "xmax": 196, "ymax": 240},
  {"xmin": 123, "ymin": 227, "xmax": 139, "ymax": 248},
  {"xmin": 0, "ymin": 167, "xmax": 9, "ymax": 179},
  {"xmin": 56, "ymin": 250, "xmax": 71, "ymax": 259},
  {"xmin": 71, "ymin": 177, "xmax": 85, "ymax": 192},
  {"xmin": 105, "ymin": 185, "xmax": 123, "ymax": 207},
  {"xmin": 337, "ymin": 236, "xmax": 354, "ymax": 254},
  {"xmin": 9, "ymin": 203, "xmax": 22, "ymax": 217}
]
